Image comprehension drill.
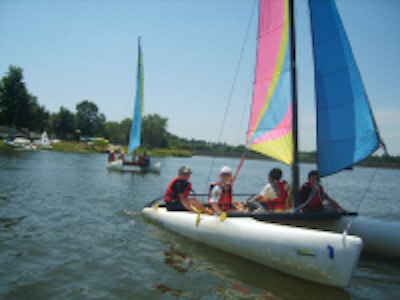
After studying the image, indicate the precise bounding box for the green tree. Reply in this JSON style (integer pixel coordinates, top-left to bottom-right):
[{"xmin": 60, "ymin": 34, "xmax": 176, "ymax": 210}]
[
  {"xmin": 104, "ymin": 119, "xmax": 131, "ymax": 145},
  {"xmin": 76, "ymin": 100, "xmax": 105, "ymax": 136},
  {"xmin": 30, "ymin": 101, "xmax": 50, "ymax": 132},
  {"xmin": 0, "ymin": 66, "xmax": 35, "ymax": 129},
  {"xmin": 142, "ymin": 113, "xmax": 168, "ymax": 148},
  {"xmin": 50, "ymin": 107, "xmax": 76, "ymax": 139}
]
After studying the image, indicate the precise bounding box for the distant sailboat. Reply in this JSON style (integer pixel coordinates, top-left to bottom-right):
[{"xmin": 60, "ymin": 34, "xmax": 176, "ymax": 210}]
[
  {"xmin": 39, "ymin": 131, "xmax": 52, "ymax": 150},
  {"xmin": 107, "ymin": 38, "xmax": 160, "ymax": 173}
]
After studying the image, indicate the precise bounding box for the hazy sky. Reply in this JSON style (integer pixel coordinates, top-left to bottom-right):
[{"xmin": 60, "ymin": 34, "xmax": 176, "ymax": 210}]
[{"xmin": 1, "ymin": 0, "xmax": 399, "ymax": 154}]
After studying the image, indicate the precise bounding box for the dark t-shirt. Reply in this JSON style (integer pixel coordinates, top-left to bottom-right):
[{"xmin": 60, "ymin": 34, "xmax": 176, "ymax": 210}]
[
  {"xmin": 166, "ymin": 179, "xmax": 190, "ymax": 211},
  {"xmin": 171, "ymin": 179, "xmax": 190, "ymax": 197},
  {"xmin": 299, "ymin": 184, "xmax": 312, "ymax": 205}
]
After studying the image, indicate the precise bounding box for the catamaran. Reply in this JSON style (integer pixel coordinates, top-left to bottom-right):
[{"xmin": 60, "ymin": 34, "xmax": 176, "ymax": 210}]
[
  {"xmin": 142, "ymin": 0, "xmax": 399, "ymax": 287},
  {"xmin": 107, "ymin": 39, "xmax": 161, "ymax": 173}
]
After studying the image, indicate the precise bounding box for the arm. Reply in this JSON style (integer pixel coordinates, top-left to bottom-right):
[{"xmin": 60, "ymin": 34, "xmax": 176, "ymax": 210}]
[
  {"xmin": 249, "ymin": 194, "xmax": 262, "ymax": 202},
  {"xmin": 211, "ymin": 203, "xmax": 224, "ymax": 215},
  {"xmin": 323, "ymin": 192, "xmax": 348, "ymax": 212},
  {"xmin": 209, "ymin": 185, "xmax": 223, "ymax": 215},
  {"xmin": 326, "ymin": 197, "xmax": 347, "ymax": 212},
  {"xmin": 255, "ymin": 183, "xmax": 273, "ymax": 203},
  {"xmin": 178, "ymin": 193, "xmax": 193, "ymax": 211}
]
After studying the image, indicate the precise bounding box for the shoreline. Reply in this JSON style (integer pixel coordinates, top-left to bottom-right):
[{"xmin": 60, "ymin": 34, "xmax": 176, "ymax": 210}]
[{"xmin": 1, "ymin": 140, "xmax": 399, "ymax": 169}]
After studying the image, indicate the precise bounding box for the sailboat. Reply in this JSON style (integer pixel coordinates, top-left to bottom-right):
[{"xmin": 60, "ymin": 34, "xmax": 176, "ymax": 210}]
[
  {"xmin": 141, "ymin": 0, "xmax": 392, "ymax": 288},
  {"xmin": 244, "ymin": 0, "xmax": 400, "ymax": 259},
  {"xmin": 38, "ymin": 131, "xmax": 53, "ymax": 150},
  {"xmin": 106, "ymin": 38, "xmax": 161, "ymax": 173}
]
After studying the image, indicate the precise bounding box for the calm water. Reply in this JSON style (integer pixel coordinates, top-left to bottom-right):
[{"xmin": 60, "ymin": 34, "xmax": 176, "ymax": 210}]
[{"xmin": 1, "ymin": 150, "xmax": 399, "ymax": 299}]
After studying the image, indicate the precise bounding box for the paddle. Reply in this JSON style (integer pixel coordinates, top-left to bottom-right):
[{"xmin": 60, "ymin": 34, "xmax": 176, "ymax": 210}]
[{"xmin": 144, "ymin": 196, "xmax": 164, "ymax": 207}]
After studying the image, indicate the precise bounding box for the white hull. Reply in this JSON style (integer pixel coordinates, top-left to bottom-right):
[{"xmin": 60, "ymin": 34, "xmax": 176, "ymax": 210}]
[
  {"xmin": 258, "ymin": 214, "xmax": 400, "ymax": 259},
  {"xmin": 324, "ymin": 216, "xmax": 399, "ymax": 258},
  {"xmin": 106, "ymin": 159, "xmax": 161, "ymax": 173},
  {"xmin": 142, "ymin": 207, "xmax": 363, "ymax": 288}
]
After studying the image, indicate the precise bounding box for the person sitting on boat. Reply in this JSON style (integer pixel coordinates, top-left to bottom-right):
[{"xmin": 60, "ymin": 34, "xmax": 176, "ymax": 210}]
[
  {"xmin": 208, "ymin": 166, "xmax": 245, "ymax": 215},
  {"xmin": 164, "ymin": 166, "xmax": 205, "ymax": 212},
  {"xmin": 108, "ymin": 150, "xmax": 115, "ymax": 162},
  {"xmin": 299, "ymin": 170, "xmax": 347, "ymax": 213},
  {"xmin": 247, "ymin": 168, "xmax": 290, "ymax": 212},
  {"xmin": 137, "ymin": 152, "xmax": 150, "ymax": 166},
  {"xmin": 132, "ymin": 150, "xmax": 137, "ymax": 163},
  {"xmin": 143, "ymin": 151, "xmax": 150, "ymax": 166},
  {"xmin": 118, "ymin": 151, "xmax": 125, "ymax": 162}
]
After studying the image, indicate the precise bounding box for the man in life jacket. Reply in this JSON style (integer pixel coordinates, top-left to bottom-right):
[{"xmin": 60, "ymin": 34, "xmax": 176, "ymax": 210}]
[
  {"xmin": 299, "ymin": 170, "xmax": 347, "ymax": 212},
  {"xmin": 164, "ymin": 166, "xmax": 204, "ymax": 212},
  {"xmin": 248, "ymin": 168, "xmax": 290, "ymax": 212}
]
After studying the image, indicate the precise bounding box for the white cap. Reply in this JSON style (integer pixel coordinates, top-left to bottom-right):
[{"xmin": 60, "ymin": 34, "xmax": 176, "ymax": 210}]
[{"xmin": 219, "ymin": 166, "xmax": 232, "ymax": 175}]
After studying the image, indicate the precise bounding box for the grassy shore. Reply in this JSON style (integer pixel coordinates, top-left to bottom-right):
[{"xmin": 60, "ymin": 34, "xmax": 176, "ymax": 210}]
[
  {"xmin": 0, "ymin": 140, "xmax": 193, "ymax": 157},
  {"xmin": 1, "ymin": 140, "xmax": 398, "ymax": 168}
]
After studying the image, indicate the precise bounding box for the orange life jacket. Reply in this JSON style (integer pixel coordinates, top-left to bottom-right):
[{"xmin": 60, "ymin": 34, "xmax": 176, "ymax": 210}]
[
  {"xmin": 209, "ymin": 182, "xmax": 232, "ymax": 211},
  {"xmin": 164, "ymin": 177, "xmax": 192, "ymax": 203},
  {"xmin": 265, "ymin": 180, "xmax": 288, "ymax": 211}
]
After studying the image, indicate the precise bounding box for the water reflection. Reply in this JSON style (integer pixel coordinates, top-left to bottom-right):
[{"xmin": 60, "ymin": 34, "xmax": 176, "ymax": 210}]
[
  {"xmin": 151, "ymin": 224, "xmax": 350, "ymax": 300},
  {"xmin": 163, "ymin": 246, "xmax": 193, "ymax": 274},
  {"xmin": 0, "ymin": 216, "xmax": 26, "ymax": 230}
]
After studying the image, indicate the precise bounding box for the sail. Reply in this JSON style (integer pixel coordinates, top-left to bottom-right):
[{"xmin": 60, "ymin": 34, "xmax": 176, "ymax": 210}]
[
  {"xmin": 309, "ymin": 0, "xmax": 380, "ymax": 176},
  {"xmin": 127, "ymin": 39, "xmax": 144, "ymax": 154},
  {"xmin": 247, "ymin": 0, "xmax": 293, "ymax": 165}
]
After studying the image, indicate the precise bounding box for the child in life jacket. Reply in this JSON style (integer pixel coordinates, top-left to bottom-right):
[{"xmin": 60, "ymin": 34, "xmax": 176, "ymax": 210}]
[
  {"xmin": 208, "ymin": 166, "xmax": 245, "ymax": 215},
  {"xmin": 247, "ymin": 168, "xmax": 290, "ymax": 212}
]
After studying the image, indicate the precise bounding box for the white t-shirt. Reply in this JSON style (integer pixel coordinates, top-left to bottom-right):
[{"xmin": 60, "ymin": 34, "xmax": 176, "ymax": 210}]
[
  {"xmin": 209, "ymin": 185, "xmax": 223, "ymax": 204},
  {"xmin": 259, "ymin": 181, "xmax": 290, "ymax": 201}
]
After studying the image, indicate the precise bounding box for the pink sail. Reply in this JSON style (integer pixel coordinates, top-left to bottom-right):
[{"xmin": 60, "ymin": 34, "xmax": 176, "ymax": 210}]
[{"xmin": 247, "ymin": 0, "xmax": 293, "ymax": 165}]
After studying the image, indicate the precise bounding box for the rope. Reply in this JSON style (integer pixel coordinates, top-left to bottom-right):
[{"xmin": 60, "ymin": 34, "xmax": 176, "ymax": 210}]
[
  {"xmin": 204, "ymin": 0, "xmax": 257, "ymax": 191},
  {"xmin": 232, "ymin": 152, "xmax": 247, "ymax": 183},
  {"xmin": 342, "ymin": 168, "xmax": 379, "ymax": 242}
]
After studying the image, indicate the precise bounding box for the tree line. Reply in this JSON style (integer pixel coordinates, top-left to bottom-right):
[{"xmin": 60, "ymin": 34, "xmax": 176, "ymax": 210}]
[
  {"xmin": 0, "ymin": 65, "xmax": 170, "ymax": 148},
  {"xmin": 1, "ymin": 65, "xmax": 398, "ymax": 166}
]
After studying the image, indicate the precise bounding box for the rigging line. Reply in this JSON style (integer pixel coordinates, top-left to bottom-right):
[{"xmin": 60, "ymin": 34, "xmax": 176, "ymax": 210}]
[
  {"xmin": 204, "ymin": 0, "xmax": 258, "ymax": 191},
  {"xmin": 342, "ymin": 167, "xmax": 379, "ymax": 237}
]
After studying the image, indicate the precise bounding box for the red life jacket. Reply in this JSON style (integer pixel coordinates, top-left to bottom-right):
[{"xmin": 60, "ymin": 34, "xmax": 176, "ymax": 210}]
[
  {"xmin": 208, "ymin": 182, "xmax": 232, "ymax": 211},
  {"xmin": 302, "ymin": 182, "xmax": 324, "ymax": 212},
  {"xmin": 265, "ymin": 180, "xmax": 288, "ymax": 211},
  {"xmin": 164, "ymin": 177, "xmax": 192, "ymax": 203}
]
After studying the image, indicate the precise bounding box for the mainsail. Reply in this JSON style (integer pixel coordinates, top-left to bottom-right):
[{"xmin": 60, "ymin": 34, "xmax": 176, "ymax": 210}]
[
  {"xmin": 309, "ymin": 0, "xmax": 380, "ymax": 176},
  {"xmin": 127, "ymin": 39, "xmax": 144, "ymax": 154},
  {"xmin": 247, "ymin": 0, "xmax": 293, "ymax": 165}
]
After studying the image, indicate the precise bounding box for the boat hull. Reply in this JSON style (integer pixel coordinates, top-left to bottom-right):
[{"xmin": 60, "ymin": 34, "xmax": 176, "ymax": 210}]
[
  {"xmin": 254, "ymin": 213, "xmax": 400, "ymax": 258},
  {"xmin": 106, "ymin": 159, "xmax": 161, "ymax": 173},
  {"xmin": 325, "ymin": 216, "xmax": 399, "ymax": 258},
  {"xmin": 234, "ymin": 211, "xmax": 400, "ymax": 259},
  {"xmin": 142, "ymin": 207, "xmax": 363, "ymax": 288}
]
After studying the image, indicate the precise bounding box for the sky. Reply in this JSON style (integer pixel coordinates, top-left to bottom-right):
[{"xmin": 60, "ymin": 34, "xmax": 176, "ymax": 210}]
[{"xmin": 1, "ymin": 0, "xmax": 399, "ymax": 155}]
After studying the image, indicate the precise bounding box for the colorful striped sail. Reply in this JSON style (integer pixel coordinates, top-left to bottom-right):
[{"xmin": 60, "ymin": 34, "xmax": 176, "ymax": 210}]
[
  {"xmin": 127, "ymin": 39, "xmax": 144, "ymax": 154},
  {"xmin": 247, "ymin": 0, "xmax": 293, "ymax": 165},
  {"xmin": 309, "ymin": 0, "xmax": 380, "ymax": 176}
]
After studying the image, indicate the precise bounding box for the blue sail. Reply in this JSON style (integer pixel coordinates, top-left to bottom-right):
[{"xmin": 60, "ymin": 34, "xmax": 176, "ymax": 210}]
[
  {"xmin": 309, "ymin": 0, "xmax": 380, "ymax": 177},
  {"xmin": 127, "ymin": 39, "xmax": 144, "ymax": 154}
]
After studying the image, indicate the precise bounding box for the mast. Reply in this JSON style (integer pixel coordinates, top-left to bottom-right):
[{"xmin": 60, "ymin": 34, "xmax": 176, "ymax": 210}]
[{"xmin": 289, "ymin": 0, "xmax": 300, "ymax": 207}]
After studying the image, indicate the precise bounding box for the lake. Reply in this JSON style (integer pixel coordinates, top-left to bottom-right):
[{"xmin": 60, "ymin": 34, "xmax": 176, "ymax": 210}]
[{"xmin": 1, "ymin": 150, "xmax": 399, "ymax": 299}]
